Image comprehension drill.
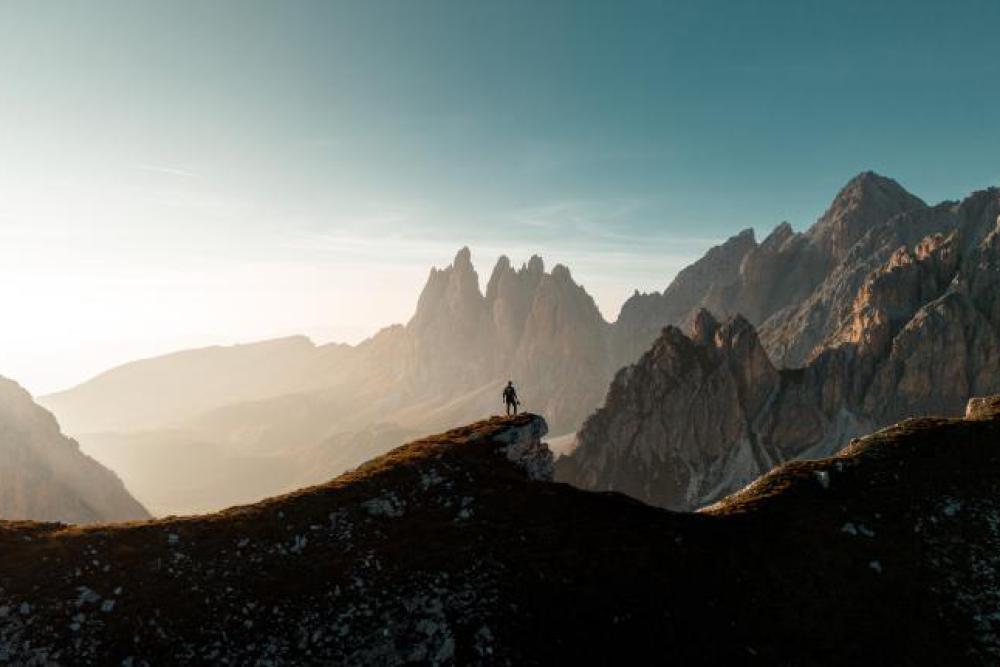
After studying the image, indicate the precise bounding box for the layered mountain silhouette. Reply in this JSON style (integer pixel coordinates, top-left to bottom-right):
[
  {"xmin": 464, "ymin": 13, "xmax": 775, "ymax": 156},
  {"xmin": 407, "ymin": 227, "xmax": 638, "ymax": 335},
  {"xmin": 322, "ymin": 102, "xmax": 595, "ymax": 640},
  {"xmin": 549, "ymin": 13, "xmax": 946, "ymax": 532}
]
[
  {"xmin": 0, "ymin": 375, "xmax": 148, "ymax": 524},
  {"xmin": 560, "ymin": 180, "xmax": 1000, "ymax": 509},
  {"xmin": 39, "ymin": 171, "xmax": 999, "ymax": 518},
  {"xmin": 2, "ymin": 400, "xmax": 999, "ymax": 663},
  {"xmin": 39, "ymin": 250, "xmax": 616, "ymax": 514}
]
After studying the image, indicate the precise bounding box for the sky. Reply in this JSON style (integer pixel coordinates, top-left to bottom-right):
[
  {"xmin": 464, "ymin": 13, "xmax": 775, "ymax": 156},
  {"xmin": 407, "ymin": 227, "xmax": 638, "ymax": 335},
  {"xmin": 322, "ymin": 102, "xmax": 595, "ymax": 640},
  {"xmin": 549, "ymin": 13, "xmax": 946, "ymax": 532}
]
[{"xmin": 0, "ymin": 0, "xmax": 998, "ymax": 394}]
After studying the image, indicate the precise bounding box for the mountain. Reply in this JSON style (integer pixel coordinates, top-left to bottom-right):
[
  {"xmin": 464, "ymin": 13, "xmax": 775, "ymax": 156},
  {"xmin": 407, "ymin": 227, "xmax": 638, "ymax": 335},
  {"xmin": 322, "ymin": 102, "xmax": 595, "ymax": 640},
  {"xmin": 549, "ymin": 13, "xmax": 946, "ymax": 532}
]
[
  {"xmin": 2, "ymin": 401, "xmax": 999, "ymax": 663},
  {"xmin": 559, "ymin": 183, "xmax": 1000, "ymax": 510},
  {"xmin": 40, "ymin": 336, "xmax": 342, "ymax": 435},
  {"xmin": 612, "ymin": 172, "xmax": 926, "ymax": 366},
  {"xmin": 612, "ymin": 227, "xmax": 757, "ymax": 365},
  {"xmin": 35, "ymin": 173, "xmax": 991, "ymax": 517},
  {"xmin": 0, "ymin": 375, "xmax": 149, "ymax": 524},
  {"xmin": 38, "ymin": 249, "xmax": 615, "ymax": 515},
  {"xmin": 556, "ymin": 311, "xmax": 869, "ymax": 509}
]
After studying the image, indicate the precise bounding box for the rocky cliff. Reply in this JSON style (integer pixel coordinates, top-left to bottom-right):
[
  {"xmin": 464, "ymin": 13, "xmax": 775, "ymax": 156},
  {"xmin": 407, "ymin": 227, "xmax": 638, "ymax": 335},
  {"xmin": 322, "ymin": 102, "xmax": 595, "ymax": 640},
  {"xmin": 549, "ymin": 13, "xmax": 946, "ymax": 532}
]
[
  {"xmin": 556, "ymin": 311, "xmax": 870, "ymax": 509},
  {"xmin": 0, "ymin": 376, "xmax": 149, "ymax": 524},
  {"xmin": 2, "ymin": 404, "xmax": 999, "ymax": 664},
  {"xmin": 560, "ymin": 184, "xmax": 1000, "ymax": 510},
  {"xmin": 613, "ymin": 172, "xmax": 927, "ymax": 363}
]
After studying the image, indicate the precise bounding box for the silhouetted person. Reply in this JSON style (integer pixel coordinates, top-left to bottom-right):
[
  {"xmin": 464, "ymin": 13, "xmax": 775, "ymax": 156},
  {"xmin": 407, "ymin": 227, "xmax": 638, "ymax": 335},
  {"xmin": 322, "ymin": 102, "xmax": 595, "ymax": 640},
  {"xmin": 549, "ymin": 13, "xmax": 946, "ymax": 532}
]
[{"xmin": 502, "ymin": 381, "xmax": 519, "ymax": 416}]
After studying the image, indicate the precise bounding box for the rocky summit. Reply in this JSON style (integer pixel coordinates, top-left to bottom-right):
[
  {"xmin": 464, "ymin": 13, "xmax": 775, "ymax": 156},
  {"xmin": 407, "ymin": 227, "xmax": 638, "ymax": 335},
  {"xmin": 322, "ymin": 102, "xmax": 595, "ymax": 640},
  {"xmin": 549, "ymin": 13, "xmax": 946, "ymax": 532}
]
[
  {"xmin": 1, "ymin": 404, "xmax": 1000, "ymax": 665},
  {"xmin": 561, "ymin": 180, "xmax": 1000, "ymax": 511}
]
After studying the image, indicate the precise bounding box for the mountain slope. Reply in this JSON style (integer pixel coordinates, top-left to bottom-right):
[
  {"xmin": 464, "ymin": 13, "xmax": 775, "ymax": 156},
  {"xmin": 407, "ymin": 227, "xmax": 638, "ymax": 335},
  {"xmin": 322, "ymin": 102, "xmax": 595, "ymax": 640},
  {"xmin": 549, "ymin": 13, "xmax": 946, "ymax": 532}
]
[
  {"xmin": 0, "ymin": 376, "xmax": 149, "ymax": 524},
  {"xmin": 2, "ymin": 403, "xmax": 999, "ymax": 664},
  {"xmin": 613, "ymin": 172, "xmax": 927, "ymax": 361},
  {"xmin": 559, "ymin": 184, "xmax": 1000, "ymax": 510},
  {"xmin": 556, "ymin": 310, "xmax": 870, "ymax": 509}
]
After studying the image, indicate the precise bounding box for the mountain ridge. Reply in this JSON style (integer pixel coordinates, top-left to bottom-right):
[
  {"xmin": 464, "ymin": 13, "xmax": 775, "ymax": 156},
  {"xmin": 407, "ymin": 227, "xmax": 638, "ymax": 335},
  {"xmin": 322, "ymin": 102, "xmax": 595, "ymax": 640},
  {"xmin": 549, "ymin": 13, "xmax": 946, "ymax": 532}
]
[
  {"xmin": 560, "ymin": 182, "xmax": 1000, "ymax": 510},
  {"xmin": 2, "ymin": 399, "xmax": 999, "ymax": 663}
]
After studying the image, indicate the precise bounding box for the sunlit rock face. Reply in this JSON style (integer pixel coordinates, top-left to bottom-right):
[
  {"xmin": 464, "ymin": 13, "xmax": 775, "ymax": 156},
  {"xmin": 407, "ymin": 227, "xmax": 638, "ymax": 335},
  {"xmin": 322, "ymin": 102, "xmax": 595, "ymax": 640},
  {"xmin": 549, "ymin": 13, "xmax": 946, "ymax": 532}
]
[
  {"xmin": 557, "ymin": 311, "xmax": 870, "ymax": 510},
  {"xmin": 0, "ymin": 375, "xmax": 148, "ymax": 523},
  {"xmin": 404, "ymin": 248, "xmax": 612, "ymax": 435},
  {"xmin": 612, "ymin": 172, "xmax": 927, "ymax": 369},
  {"xmin": 559, "ymin": 184, "xmax": 1000, "ymax": 512}
]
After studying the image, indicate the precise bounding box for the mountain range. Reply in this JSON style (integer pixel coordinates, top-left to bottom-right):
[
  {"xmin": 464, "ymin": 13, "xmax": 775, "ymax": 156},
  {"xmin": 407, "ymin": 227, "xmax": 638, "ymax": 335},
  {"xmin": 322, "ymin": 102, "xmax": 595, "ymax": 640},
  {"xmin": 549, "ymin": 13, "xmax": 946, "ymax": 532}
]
[
  {"xmin": 1, "ymin": 398, "xmax": 998, "ymax": 663},
  {"xmin": 558, "ymin": 175, "xmax": 1000, "ymax": 510},
  {"xmin": 35, "ymin": 171, "xmax": 1000, "ymax": 518},
  {"xmin": 39, "ymin": 250, "xmax": 618, "ymax": 514}
]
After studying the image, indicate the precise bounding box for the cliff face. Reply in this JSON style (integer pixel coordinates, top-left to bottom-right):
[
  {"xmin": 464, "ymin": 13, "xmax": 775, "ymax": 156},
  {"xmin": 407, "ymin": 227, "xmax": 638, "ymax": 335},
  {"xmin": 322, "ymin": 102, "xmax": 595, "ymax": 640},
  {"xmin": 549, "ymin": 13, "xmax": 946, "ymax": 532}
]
[
  {"xmin": 2, "ymin": 405, "xmax": 999, "ymax": 664},
  {"xmin": 402, "ymin": 249, "xmax": 612, "ymax": 435},
  {"xmin": 612, "ymin": 227, "xmax": 756, "ymax": 365},
  {"xmin": 613, "ymin": 172, "xmax": 927, "ymax": 364},
  {"xmin": 557, "ymin": 311, "xmax": 870, "ymax": 509},
  {"xmin": 0, "ymin": 376, "xmax": 149, "ymax": 524},
  {"xmin": 560, "ymin": 186, "xmax": 1000, "ymax": 511}
]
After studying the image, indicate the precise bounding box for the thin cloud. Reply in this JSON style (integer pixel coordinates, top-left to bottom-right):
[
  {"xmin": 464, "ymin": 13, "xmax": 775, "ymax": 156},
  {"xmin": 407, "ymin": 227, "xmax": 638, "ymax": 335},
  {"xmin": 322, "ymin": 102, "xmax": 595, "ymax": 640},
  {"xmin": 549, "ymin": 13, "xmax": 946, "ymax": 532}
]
[{"xmin": 133, "ymin": 164, "xmax": 202, "ymax": 179}]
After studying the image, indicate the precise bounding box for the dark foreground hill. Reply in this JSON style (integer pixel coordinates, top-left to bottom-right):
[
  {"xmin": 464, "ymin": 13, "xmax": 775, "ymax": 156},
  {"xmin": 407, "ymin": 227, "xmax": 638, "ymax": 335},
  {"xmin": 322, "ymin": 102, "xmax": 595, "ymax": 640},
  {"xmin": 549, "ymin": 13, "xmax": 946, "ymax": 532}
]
[{"xmin": 2, "ymin": 404, "xmax": 999, "ymax": 665}]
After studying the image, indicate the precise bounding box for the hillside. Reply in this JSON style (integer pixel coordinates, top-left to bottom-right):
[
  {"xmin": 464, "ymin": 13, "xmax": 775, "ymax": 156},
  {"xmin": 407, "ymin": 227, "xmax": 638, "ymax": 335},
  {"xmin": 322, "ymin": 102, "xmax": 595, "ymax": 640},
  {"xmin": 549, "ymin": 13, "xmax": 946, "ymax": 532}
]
[
  {"xmin": 0, "ymin": 376, "xmax": 149, "ymax": 524},
  {"xmin": 1, "ymin": 403, "xmax": 999, "ymax": 664}
]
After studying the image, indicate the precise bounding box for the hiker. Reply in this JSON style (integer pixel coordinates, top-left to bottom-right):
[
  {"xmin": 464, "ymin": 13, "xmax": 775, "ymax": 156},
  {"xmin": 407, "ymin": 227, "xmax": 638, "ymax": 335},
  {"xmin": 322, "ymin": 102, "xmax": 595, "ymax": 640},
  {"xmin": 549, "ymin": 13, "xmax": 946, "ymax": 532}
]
[{"xmin": 502, "ymin": 381, "xmax": 519, "ymax": 416}]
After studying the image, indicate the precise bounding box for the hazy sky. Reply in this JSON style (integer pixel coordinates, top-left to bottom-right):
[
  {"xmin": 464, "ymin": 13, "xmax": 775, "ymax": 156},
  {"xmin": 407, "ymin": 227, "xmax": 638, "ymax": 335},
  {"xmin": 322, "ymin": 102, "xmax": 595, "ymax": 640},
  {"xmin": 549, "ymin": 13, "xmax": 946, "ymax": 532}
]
[{"xmin": 1, "ymin": 0, "xmax": 998, "ymax": 394}]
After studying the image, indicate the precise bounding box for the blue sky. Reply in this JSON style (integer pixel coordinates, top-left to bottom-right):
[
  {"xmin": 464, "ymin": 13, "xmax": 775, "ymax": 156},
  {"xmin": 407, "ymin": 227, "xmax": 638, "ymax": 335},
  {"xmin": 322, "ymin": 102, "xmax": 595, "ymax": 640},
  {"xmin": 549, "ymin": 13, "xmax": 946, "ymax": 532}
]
[{"xmin": 0, "ymin": 0, "xmax": 998, "ymax": 392}]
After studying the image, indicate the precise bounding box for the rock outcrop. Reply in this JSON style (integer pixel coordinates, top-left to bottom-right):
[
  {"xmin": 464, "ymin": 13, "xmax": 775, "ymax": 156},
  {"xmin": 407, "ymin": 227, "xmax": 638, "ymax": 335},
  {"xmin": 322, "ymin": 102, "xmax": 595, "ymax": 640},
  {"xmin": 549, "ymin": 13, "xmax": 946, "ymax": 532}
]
[
  {"xmin": 557, "ymin": 311, "xmax": 870, "ymax": 509},
  {"xmin": 0, "ymin": 376, "xmax": 149, "ymax": 524},
  {"xmin": 1, "ymin": 407, "xmax": 999, "ymax": 663}
]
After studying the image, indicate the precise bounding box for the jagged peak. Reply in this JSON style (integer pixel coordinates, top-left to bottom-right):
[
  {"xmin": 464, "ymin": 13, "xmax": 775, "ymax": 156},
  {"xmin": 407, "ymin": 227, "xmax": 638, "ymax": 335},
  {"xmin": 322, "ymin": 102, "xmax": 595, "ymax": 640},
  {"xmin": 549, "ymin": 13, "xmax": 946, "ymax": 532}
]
[
  {"xmin": 551, "ymin": 263, "xmax": 573, "ymax": 282},
  {"xmin": 453, "ymin": 246, "xmax": 474, "ymax": 271},
  {"xmin": 485, "ymin": 255, "xmax": 513, "ymax": 299},
  {"xmin": 806, "ymin": 171, "xmax": 926, "ymax": 260},
  {"xmin": 763, "ymin": 221, "xmax": 794, "ymax": 244},
  {"xmin": 713, "ymin": 314, "xmax": 760, "ymax": 351},
  {"xmin": 689, "ymin": 308, "xmax": 719, "ymax": 344},
  {"xmin": 832, "ymin": 171, "xmax": 924, "ymax": 211},
  {"xmin": 526, "ymin": 254, "xmax": 544, "ymax": 274}
]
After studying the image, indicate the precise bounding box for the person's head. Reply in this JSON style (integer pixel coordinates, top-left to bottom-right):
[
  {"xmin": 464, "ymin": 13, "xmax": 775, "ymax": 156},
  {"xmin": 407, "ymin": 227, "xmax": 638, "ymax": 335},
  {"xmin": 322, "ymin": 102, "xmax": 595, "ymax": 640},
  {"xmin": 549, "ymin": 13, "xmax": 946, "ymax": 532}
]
[{"xmin": 507, "ymin": 380, "xmax": 513, "ymax": 386}]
